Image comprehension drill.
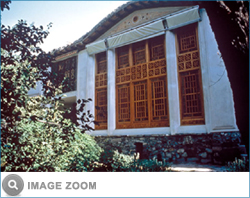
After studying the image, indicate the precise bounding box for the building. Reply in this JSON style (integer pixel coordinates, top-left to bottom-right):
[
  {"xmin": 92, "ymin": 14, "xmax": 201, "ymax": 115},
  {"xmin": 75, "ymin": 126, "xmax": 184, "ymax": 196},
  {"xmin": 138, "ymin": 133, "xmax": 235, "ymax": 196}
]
[{"xmin": 30, "ymin": 1, "xmax": 248, "ymax": 164}]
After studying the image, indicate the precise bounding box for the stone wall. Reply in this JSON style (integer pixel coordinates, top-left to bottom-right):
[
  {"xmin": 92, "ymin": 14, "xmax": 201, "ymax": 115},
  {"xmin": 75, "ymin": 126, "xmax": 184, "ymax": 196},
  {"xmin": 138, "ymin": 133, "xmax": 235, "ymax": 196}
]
[{"xmin": 95, "ymin": 131, "xmax": 245, "ymax": 165}]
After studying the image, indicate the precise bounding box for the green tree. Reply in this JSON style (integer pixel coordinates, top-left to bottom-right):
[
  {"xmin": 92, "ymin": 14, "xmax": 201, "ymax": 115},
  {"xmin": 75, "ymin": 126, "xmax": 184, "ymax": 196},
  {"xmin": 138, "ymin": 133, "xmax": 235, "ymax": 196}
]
[{"xmin": 1, "ymin": 1, "xmax": 101, "ymax": 171}]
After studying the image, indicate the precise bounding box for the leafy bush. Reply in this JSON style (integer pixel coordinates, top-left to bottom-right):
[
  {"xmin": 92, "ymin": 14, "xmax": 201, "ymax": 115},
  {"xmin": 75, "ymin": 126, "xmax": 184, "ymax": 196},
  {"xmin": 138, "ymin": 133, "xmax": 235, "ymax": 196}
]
[
  {"xmin": 130, "ymin": 158, "xmax": 170, "ymax": 172},
  {"xmin": 1, "ymin": 118, "xmax": 102, "ymax": 172},
  {"xmin": 226, "ymin": 157, "xmax": 249, "ymax": 172},
  {"xmin": 96, "ymin": 149, "xmax": 170, "ymax": 172},
  {"xmin": 111, "ymin": 150, "xmax": 134, "ymax": 171},
  {"xmin": 1, "ymin": 7, "xmax": 101, "ymax": 172}
]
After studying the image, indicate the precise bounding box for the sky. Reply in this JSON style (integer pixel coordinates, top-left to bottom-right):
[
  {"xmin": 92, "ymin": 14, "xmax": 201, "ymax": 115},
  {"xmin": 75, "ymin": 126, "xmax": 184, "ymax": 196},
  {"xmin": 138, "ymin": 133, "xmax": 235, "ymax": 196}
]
[{"xmin": 1, "ymin": 1, "xmax": 128, "ymax": 52}]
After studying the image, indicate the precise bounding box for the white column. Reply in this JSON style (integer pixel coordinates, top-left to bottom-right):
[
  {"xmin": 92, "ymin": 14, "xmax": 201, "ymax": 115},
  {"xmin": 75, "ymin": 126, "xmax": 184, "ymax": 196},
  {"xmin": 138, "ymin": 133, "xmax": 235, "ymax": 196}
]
[
  {"xmin": 107, "ymin": 49, "xmax": 116, "ymax": 135},
  {"xmin": 77, "ymin": 50, "xmax": 88, "ymax": 100},
  {"xmin": 85, "ymin": 54, "xmax": 95, "ymax": 129},
  {"xmin": 197, "ymin": 10, "xmax": 212, "ymax": 133},
  {"xmin": 165, "ymin": 30, "xmax": 180, "ymax": 135}
]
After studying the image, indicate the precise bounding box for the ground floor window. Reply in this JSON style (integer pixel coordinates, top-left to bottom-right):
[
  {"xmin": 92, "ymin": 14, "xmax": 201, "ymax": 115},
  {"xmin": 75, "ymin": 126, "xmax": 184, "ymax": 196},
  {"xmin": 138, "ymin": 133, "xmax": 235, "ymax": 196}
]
[
  {"xmin": 176, "ymin": 24, "xmax": 205, "ymax": 125},
  {"xmin": 95, "ymin": 52, "xmax": 108, "ymax": 129},
  {"xmin": 116, "ymin": 35, "xmax": 169, "ymax": 129}
]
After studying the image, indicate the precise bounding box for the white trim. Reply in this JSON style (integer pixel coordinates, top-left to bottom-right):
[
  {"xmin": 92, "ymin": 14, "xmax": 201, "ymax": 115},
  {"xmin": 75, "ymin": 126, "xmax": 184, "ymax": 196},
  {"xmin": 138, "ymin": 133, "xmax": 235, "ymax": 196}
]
[
  {"xmin": 89, "ymin": 130, "xmax": 108, "ymax": 136},
  {"xmin": 210, "ymin": 128, "xmax": 239, "ymax": 133},
  {"xmin": 92, "ymin": 127, "xmax": 170, "ymax": 136},
  {"xmin": 198, "ymin": 9, "xmax": 212, "ymax": 133},
  {"xmin": 61, "ymin": 90, "xmax": 77, "ymax": 98},
  {"xmin": 108, "ymin": 31, "xmax": 165, "ymax": 49},
  {"xmin": 177, "ymin": 125, "xmax": 207, "ymax": 134},
  {"xmin": 165, "ymin": 30, "xmax": 180, "ymax": 135},
  {"xmin": 86, "ymin": 39, "xmax": 106, "ymax": 55},
  {"xmin": 166, "ymin": 6, "xmax": 200, "ymax": 30},
  {"xmin": 107, "ymin": 49, "xmax": 116, "ymax": 135},
  {"xmin": 107, "ymin": 20, "xmax": 165, "ymax": 49},
  {"xmin": 85, "ymin": 55, "xmax": 95, "ymax": 129}
]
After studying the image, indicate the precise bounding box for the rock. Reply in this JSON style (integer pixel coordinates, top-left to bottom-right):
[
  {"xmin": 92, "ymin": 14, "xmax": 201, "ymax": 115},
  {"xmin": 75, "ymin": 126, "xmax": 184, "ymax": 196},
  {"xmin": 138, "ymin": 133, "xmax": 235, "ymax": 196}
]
[
  {"xmin": 177, "ymin": 148, "xmax": 185, "ymax": 154},
  {"xmin": 187, "ymin": 157, "xmax": 199, "ymax": 162},
  {"xmin": 166, "ymin": 153, "xmax": 172, "ymax": 158},
  {"xmin": 205, "ymin": 148, "xmax": 213, "ymax": 153},
  {"xmin": 111, "ymin": 138, "xmax": 122, "ymax": 143},
  {"xmin": 201, "ymin": 159, "xmax": 211, "ymax": 164},
  {"xmin": 199, "ymin": 152, "xmax": 207, "ymax": 158},
  {"xmin": 182, "ymin": 152, "xmax": 188, "ymax": 158},
  {"xmin": 212, "ymin": 146, "xmax": 222, "ymax": 151}
]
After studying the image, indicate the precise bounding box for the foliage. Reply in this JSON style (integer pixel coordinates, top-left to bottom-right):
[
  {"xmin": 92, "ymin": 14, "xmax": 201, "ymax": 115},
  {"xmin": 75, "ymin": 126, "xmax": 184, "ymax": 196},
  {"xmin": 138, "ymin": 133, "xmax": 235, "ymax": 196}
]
[
  {"xmin": 97, "ymin": 149, "xmax": 170, "ymax": 172},
  {"xmin": 219, "ymin": 1, "xmax": 249, "ymax": 54},
  {"xmin": 1, "ymin": 3, "xmax": 100, "ymax": 172},
  {"xmin": 1, "ymin": 0, "xmax": 11, "ymax": 11},
  {"xmin": 130, "ymin": 158, "xmax": 170, "ymax": 172},
  {"xmin": 226, "ymin": 158, "xmax": 249, "ymax": 172},
  {"xmin": 110, "ymin": 150, "xmax": 134, "ymax": 171},
  {"xmin": 1, "ymin": 100, "xmax": 102, "ymax": 172}
]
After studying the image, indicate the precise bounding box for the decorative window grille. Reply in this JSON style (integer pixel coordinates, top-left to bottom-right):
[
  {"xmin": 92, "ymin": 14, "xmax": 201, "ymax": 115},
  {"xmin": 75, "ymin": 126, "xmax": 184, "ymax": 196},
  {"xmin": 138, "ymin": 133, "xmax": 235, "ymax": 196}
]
[
  {"xmin": 133, "ymin": 41, "xmax": 146, "ymax": 65},
  {"xmin": 117, "ymin": 45, "xmax": 129, "ymax": 69},
  {"xmin": 96, "ymin": 52, "xmax": 107, "ymax": 74},
  {"xmin": 151, "ymin": 77, "xmax": 168, "ymax": 121},
  {"xmin": 134, "ymin": 81, "xmax": 148, "ymax": 121},
  {"xmin": 150, "ymin": 37, "xmax": 165, "ymax": 61},
  {"xmin": 117, "ymin": 84, "xmax": 130, "ymax": 122},
  {"xmin": 95, "ymin": 52, "xmax": 107, "ymax": 129},
  {"xmin": 176, "ymin": 25, "xmax": 205, "ymax": 125},
  {"xmin": 96, "ymin": 88, "xmax": 107, "ymax": 125},
  {"xmin": 53, "ymin": 56, "xmax": 77, "ymax": 93},
  {"xmin": 116, "ymin": 35, "xmax": 169, "ymax": 129}
]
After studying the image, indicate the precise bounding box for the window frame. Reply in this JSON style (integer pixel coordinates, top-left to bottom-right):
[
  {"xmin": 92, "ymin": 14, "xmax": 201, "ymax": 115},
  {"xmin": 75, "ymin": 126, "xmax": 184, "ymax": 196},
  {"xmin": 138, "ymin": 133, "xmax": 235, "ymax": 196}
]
[
  {"xmin": 175, "ymin": 24, "xmax": 205, "ymax": 126},
  {"xmin": 115, "ymin": 35, "xmax": 170, "ymax": 129},
  {"xmin": 95, "ymin": 52, "xmax": 108, "ymax": 130}
]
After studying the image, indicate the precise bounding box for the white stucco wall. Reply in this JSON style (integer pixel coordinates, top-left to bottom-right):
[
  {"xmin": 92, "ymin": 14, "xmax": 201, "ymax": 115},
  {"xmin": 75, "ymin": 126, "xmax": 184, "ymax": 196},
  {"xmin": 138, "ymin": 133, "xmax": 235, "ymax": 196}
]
[{"xmin": 198, "ymin": 9, "xmax": 238, "ymax": 132}]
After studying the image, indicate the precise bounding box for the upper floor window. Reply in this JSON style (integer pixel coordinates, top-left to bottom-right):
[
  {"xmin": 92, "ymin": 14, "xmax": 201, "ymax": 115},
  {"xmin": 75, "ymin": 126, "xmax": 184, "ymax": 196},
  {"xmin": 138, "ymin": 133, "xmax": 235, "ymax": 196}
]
[
  {"xmin": 116, "ymin": 35, "xmax": 169, "ymax": 129},
  {"xmin": 53, "ymin": 56, "xmax": 77, "ymax": 93}
]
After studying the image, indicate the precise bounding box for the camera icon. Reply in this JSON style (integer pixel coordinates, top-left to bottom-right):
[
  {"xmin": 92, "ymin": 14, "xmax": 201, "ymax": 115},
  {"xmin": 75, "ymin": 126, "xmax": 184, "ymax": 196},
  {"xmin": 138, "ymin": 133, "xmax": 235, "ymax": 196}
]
[{"xmin": 2, "ymin": 174, "xmax": 24, "ymax": 196}]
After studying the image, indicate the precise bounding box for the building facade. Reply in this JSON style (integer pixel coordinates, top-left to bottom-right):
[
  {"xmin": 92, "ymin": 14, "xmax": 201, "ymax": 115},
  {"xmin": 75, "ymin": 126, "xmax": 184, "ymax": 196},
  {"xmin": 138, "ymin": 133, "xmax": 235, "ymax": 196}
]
[{"xmin": 30, "ymin": 2, "xmax": 246, "ymax": 163}]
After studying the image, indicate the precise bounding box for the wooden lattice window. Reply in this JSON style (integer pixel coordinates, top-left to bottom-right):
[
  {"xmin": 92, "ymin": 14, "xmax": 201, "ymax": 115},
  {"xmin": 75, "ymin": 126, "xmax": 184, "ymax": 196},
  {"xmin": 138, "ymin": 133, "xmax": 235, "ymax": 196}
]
[
  {"xmin": 133, "ymin": 41, "xmax": 146, "ymax": 65},
  {"xmin": 176, "ymin": 24, "xmax": 205, "ymax": 125},
  {"xmin": 117, "ymin": 84, "xmax": 130, "ymax": 122},
  {"xmin": 150, "ymin": 36, "xmax": 165, "ymax": 61},
  {"xmin": 96, "ymin": 52, "xmax": 107, "ymax": 74},
  {"xmin": 53, "ymin": 56, "xmax": 77, "ymax": 93},
  {"xmin": 151, "ymin": 77, "xmax": 168, "ymax": 121},
  {"xmin": 117, "ymin": 45, "xmax": 129, "ymax": 69},
  {"xmin": 134, "ymin": 81, "xmax": 148, "ymax": 122},
  {"xmin": 95, "ymin": 52, "xmax": 107, "ymax": 129},
  {"xmin": 178, "ymin": 27, "xmax": 197, "ymax": 54},
  {"xmin": 96, "ymin": 88, "xmax": 107, "ymax": 125},
  {"xmin": 116, "ymin": 35, "xmax": 169, "ymax": 129}
]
